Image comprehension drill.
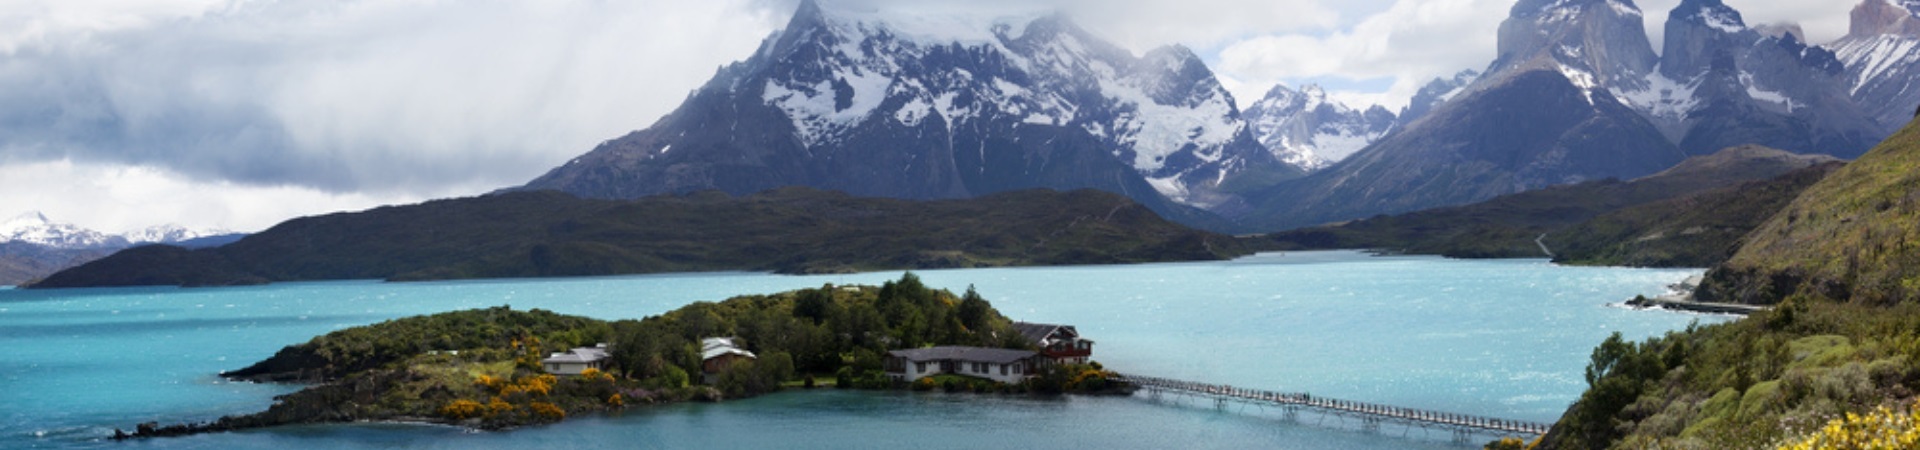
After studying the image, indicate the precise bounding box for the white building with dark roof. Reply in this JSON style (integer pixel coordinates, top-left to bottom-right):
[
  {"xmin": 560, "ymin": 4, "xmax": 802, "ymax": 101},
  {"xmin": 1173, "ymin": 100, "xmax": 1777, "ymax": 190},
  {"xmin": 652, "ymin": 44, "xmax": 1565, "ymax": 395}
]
[
  {"xmin": 542, "ymin": 343, "xmax": 610, "ymax": 376},
  {"xmin": 884, "ymin": 346, "xmax": 1041, "ymax": 384}
]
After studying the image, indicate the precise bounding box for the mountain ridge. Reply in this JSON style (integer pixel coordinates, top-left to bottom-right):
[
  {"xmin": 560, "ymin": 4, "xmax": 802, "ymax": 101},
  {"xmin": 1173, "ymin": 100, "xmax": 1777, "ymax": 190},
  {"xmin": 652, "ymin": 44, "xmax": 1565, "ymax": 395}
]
[
  {"xmin": 29, "ymin": 188, "xmax": 1251, "ymax": 289},
  {"xmin": 518, "ymin": 0, "xmax": 1299, "ymax": 232}
]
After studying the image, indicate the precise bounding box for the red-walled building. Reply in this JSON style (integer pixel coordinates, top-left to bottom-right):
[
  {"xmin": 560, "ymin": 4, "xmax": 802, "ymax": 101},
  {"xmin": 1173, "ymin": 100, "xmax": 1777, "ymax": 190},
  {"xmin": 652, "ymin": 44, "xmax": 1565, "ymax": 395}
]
[{"xmin": 1013, "ymin": 322, "xmax": 1093, "ymax": 365}]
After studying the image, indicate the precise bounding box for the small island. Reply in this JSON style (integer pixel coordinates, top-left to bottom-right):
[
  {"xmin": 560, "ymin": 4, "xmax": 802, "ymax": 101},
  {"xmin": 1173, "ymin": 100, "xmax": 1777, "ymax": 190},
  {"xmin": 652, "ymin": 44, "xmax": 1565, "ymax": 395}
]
[{"xmin": 114, "ymin": 273, "xmax": 1121, "ymax": 439}]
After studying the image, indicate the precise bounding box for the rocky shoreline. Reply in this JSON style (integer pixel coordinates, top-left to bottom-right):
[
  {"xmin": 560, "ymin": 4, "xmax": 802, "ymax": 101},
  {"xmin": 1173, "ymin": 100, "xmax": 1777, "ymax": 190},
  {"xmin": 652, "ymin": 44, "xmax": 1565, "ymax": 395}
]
[{"xmin": 1622, "ymin": 275, "xmax": 1768, "ymax": 315}]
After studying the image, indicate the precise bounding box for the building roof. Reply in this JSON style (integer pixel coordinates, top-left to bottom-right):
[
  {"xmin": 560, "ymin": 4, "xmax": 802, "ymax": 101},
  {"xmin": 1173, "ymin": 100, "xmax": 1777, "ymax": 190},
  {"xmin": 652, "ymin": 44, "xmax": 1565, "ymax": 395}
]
[
  {"xmin": 542, "ymin": 345, "xmax": 609, "ymax": 364},
  {"xmin": 1013, "ymin": 321, "xmax": 1091, "ymax": 345},
  {"xmin": 701, "ymin": 337, "xmax": 757, "ymax": 361},
  {"xmin": 701, "ymin": 337, "xmax": 739, "ymax": 352},
  {"xmin": 888, "ymin": 346, "xmax": 1037, "ymax": 364}
]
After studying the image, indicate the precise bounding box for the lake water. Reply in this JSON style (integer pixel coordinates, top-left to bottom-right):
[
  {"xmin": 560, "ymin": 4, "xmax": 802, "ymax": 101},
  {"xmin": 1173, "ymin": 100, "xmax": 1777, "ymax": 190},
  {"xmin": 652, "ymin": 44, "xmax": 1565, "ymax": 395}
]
[{"xmin": 0, "ymin": 251, "xmax": 1727, "ymax": 449}]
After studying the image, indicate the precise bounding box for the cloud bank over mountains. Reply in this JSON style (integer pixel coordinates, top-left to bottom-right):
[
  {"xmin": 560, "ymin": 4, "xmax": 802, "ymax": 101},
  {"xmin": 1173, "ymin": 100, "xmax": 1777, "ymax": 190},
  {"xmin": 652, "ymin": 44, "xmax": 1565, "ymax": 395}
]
[{"xmin": 0, "ymin": 0, "xmax": 1854, "ymax": 231}]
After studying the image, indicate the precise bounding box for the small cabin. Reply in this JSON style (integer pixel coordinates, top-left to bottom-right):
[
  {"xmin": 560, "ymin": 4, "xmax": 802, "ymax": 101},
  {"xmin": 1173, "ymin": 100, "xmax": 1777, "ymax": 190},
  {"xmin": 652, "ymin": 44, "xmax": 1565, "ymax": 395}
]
[
  {"xmin": 1013, "ymin": 322, "xmax": 1094, "ymax": 365},
  {"xmin": 542, "ymin": 343, "xmax": 610, "ymax": 376},
  {"xmin": 884, "ymin": 346, "xmax": 1041, "ymax": 384},
  {"xmin": 700, "ymin": 337, "xmax": 758, "ymax": 382}
]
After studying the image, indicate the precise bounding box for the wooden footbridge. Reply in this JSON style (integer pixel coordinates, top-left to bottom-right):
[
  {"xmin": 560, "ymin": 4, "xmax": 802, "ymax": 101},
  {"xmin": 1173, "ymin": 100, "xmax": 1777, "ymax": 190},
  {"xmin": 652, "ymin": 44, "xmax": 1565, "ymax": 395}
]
[{"xmin": 1114, "ymin": 373, "xmax": 1554, "ymax": 443}]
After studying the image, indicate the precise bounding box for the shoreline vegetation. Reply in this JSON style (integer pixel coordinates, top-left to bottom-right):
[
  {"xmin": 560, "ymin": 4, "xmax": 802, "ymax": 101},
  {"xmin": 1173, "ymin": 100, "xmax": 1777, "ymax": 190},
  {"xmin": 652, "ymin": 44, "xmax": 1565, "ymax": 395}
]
[
  {"xmin": 1532, "ymin": 121, "xmax": 1920, "ymax": 449},
  {"xmin": 111, "ymin": 273, "xmax": 1127, "ymax": 440}
]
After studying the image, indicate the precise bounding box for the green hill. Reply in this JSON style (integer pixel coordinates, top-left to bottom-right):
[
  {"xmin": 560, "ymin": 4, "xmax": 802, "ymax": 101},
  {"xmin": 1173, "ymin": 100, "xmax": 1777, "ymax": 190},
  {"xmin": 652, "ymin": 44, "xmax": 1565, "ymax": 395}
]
[
  {"xmin": 1535, "ymin": 120, "xmax": 1920, "ymax": 449},
  {"xmin": 1698, "ymin": 121, "xmax": 1920, "ymax": 305},
  {"xmin": 1257, "ymin": 146, "xmax": 1835, "ymax": 263},
  {"xmin": 31, "ymin": 188, "xmax": 1248, "ymax": 288},
  {"xmin": 1545, "ymin": 162, "xmax": 1842, "ymax": 268}
]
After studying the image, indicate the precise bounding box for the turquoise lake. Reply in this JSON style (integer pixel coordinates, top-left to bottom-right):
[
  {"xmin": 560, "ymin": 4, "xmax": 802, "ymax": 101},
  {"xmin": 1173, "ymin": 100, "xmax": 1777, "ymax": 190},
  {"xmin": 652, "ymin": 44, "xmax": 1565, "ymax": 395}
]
[{"xmin": 0, "ymin": 251, "xmax": 1729, "ymax": 449}]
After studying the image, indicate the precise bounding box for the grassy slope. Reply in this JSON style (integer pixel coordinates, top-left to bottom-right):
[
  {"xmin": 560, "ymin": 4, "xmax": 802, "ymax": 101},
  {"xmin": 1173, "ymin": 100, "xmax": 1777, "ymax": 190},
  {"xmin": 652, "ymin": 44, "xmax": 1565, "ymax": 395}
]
[
  {"xmin": 1698, "ymin": 122, "xmax": 1920, "ymax": 305},
  {"xmin": 1546, "ymin": 162, "xmax": 1842, "ymax": 268},
  {"xmin": 1257, "ymin": 145, "xmax": 1834, "ymax": 262},
  {"xmin": 33, "ymin": 188, "xmax": 1249, "ymax": 288},
  {"xmin": 1537, "ymin": 121, "xmax": 1920, "ymax": 449}
]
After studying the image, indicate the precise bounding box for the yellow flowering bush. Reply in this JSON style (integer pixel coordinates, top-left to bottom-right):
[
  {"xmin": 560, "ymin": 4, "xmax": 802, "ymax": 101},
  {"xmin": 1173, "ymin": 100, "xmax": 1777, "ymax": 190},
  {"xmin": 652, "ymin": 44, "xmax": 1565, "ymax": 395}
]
[
  {"xmin": 1777, "ymin": 401, "xmax": 1920, "ymax": 450},
  {"xmin": 528, "ymin": 402, "xmax": 566, "ymax": 420},
  {"xmin": 437, "ymin": 399, "xmax": 484, "ymax": 420}
]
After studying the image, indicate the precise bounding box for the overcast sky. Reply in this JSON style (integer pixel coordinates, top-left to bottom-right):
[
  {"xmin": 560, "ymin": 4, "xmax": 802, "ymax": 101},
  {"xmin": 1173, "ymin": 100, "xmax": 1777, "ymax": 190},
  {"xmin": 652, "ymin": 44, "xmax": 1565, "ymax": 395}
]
[{"xmin": 0, "ymin": 0, "xmax": 1860, "ymax": 233}]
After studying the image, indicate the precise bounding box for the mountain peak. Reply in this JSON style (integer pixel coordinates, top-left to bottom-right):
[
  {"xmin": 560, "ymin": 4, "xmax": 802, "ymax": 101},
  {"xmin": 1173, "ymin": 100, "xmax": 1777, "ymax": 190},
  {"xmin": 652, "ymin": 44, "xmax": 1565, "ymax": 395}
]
[
  {"xmin": 1494, "ymin": 0, "xmax": 1656, "ymax": 89},
  {"xmin": 1511, "ymin": 0, "xmax": 1641, "ymax": 18},
  {"xmin": 4, "ymin": 211, "xmax": 49, "ymax": 228},
  {"xmin": 1672, "ymin": 0, "xmax": 1748, "ymax": 34},
  {"xmin": 1849, "ymin": 0, "xmax": 1920, "ymax": 39},
  {"xmin": 1752, "ymin": 22, "xmax": 1807, "ymax": 43}
]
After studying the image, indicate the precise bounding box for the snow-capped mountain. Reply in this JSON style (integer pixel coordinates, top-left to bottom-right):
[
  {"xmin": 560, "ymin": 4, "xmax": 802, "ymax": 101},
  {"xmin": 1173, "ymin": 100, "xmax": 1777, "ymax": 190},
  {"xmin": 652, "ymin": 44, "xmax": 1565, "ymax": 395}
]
[
  {"xmin": 0, "ymin": 212, "xmax": 239, "ymax": 285},
  {"xmin": 1399, "ymin": 70, "xmax": 1480, "ymax": 125},
  {"xmin": 123, "ymin": 224, "xmax": 232, "ymax": 245},
  {"xmin": 1242, "ymin": 84, "xmax": 1396, "ymax": 170},
  {"xmin": 522, "ymin": 0, "xmax": 1296, "ymax": 227},
  {"xmin": 1, "ymin": 212, "xmax": 127, "ymax": 249},
  {"xmin": 1238, "ymin": 0, "xmax": 1684, "ymax": 231},
  {"xmin": 0, "ymin": 212, "xmax": 228, "ymax": 249},
  {"xmin": 1614, "ymin": 0, "xmax": 1878, "ymax": 157},
  {"xmin": 1234, "ymin": 0, "xmax": 1894, "ymax": 232},
  {"xmin": 1832, "ymin": 0, "xmax": 1920, "ymax": 133}
]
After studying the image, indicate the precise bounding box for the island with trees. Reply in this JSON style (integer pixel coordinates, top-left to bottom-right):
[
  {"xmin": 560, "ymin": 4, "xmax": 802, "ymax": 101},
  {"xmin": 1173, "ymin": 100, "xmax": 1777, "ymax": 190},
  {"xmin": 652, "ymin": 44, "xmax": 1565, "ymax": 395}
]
[{"xmin": 114, "ymin": 273, "xmax": 1120, "ymax": 439}]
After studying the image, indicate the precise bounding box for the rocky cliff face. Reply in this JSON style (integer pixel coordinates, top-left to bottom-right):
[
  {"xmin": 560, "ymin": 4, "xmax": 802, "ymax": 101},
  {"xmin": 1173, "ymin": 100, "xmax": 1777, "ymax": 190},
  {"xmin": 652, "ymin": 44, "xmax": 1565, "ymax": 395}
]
[
  {"xmin": 520, "ymin": 1, "xmax": 1298, "ymax": 230},
  {"xmin": 1851, "ymin": 0, "xmax": 1920, "ymax": 37},
  {"xmin": 1238, "ymin": 0, "xmax": 1681, "ymax": 231},
  {"xmin": 1637, "ymin": 0, "xmax": 1878, "ymax": 158},
  {"xmin": 1494, "ymin": 0, "xmax": 1659, "ymax": 91},
  {"xmin": 1234, "ymin": 0, "xmax": 1900, "ymax": 232},
  {"xmin": 1833, "ymin": 0, "xmax": 1920, "ymax": 134},
  {"xmin": 1398, "ymin": 70, "xmax": 1480, "ymax": 126}
]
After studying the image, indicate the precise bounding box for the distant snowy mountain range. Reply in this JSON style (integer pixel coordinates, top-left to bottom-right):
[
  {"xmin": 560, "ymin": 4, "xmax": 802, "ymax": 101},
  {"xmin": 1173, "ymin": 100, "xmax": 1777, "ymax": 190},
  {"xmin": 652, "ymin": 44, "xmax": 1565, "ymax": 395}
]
[
  {"xmin": 518, "ymin": 0, "xmax": 1916, "ymax": 233},
  {"xmin": 0, "ymin": 212, "xmax": 232, "ymax": 249}
]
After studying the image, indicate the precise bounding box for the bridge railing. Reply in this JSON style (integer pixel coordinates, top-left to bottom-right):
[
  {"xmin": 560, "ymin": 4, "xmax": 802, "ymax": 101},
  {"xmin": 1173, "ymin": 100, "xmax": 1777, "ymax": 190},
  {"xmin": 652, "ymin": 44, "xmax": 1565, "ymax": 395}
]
[{"xmin": 1111, "ymin": 373, "xmax": 1553, "ymax": 436}]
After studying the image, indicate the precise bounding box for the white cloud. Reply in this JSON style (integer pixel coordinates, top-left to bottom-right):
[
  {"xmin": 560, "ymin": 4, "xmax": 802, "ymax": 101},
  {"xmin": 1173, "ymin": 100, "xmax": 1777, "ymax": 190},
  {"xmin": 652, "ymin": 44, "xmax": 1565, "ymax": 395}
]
[
  {"xmin": 1060, "ymin": 0, "xmax": 1346, "ymax": 52},
  {"xmin": 1641, "ymin": 0, "xmax": 1854, "ymax": 47},
  {"xmin": 0, "ymin": 159, "xmax": 436, "ymax": 233},
  {"xmin": 1213, "ymin": 0, "xmax": 1511, "ymax": 111},
  {"xmin": 0, "ymin": 0, "xmax": 1870, "ymax": 231},
  {"xmin": 1208, "ymin": 0, "xmax": 1859, "ymax": 112},
  {"xmin": 0, "ymin": 0, "xmax": 787, "ymax": 193}
]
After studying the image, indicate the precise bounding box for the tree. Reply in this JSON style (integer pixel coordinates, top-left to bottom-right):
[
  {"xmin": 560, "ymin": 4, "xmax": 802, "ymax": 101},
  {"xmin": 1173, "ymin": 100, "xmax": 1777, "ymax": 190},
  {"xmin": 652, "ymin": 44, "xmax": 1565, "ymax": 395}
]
[
  {"xmin": 793, "ymin": 287, "xmax": 833, "ymax": 325},
  {"xmin": 1586, "ymin": 332, "xmax": 1632, "ymax": 387},
  {"xmin": 957, "ymin": 285, "xmax": 991, "ymax": 332}
]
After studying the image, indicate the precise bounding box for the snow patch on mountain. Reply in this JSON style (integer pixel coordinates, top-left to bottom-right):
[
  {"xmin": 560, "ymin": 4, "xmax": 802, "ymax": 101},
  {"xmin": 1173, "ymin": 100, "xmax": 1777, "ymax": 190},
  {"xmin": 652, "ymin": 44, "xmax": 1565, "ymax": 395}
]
[
  {"xmin": 1244, "ymin": 84, "xmax": 1397, "ymax": 170},
  {"xmin": 124, "ymin": 224, "xmax": 231, "ymax": 244},
  {"xmin": 1739, "ymin": 72, "xmax": 1796, "ymax": 111},
  {"xmin": 1613, "ymin": 71, "xmax": 1701, "ymax": 121},
  {"xmin": 1558, "ymin": 64, "xmax": 1602, "ymax": 105},
  {"xmin": 1, "ymin": 212, "xmax": 121, "ymax": 249},
  {"xmin": 743, "ymin": 3, "xmax": 1274, "ymax": 203},
  {"xmin": 1692, "ymin": 6, "xmax": 1746, "ymax": 34},
  {"xmin": 0, "ymin": 212, "xmax": 229, "ymax": 249},
  {"xmin": 1835, "ymin": 34, "xmax": 1920, "ymax": 95},
  {"xmin": 817, "ymin": 2, "xmax": 1044, "ymax": 48},
  {"xmin": 763, "ymin": 67, "xmax": 894, "ymax": 147},
  {"xmin": 1607, "ymin": 0, "xmax": 1642, "ymax": 17},
  {"xmin": 1099, "ymin": 77, "xmax": 1237, "ymax": 172}
]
